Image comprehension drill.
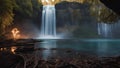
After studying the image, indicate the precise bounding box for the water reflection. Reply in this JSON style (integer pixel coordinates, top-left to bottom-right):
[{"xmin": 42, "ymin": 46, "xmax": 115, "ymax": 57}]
[
  {"xmin": 34, "ymin": 39, "xmax": 120, "ymax": 57},
  {"xmin": 0, "ymin": 39, "xmax": 120, "ymax": 58},
  {"xmin": 97, "ymin": 41, "xmax": 109, "ymax": 56},
  {"xmin": 0, "ymin": 46, "xmax": 17, "ymax": 54},
  {"xmin": 11, "ymin": 46, "xmax": 17, "ymax": 54},
  {"xmin": 35, "ymin": 40, "xmax": 56, "ymax": 59}
]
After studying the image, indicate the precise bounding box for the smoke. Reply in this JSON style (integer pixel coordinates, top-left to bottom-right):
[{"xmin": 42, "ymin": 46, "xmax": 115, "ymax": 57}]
[{"xmin": 12, "ymin": 19, "xmax": 40, "ymax": 39}]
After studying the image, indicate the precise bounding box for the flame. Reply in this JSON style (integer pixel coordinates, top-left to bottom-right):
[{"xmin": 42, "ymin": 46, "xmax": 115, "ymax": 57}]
[{"xmin": 11, "ymin": 28, "xmax": 20, "ymax": 40}]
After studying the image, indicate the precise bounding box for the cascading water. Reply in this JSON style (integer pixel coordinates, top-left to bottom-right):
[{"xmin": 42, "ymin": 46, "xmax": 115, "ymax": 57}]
[
  {"xmin": 40, "ymin": 5, "xmax": 56, "ymax": 38},
  {"xmin": 98, "ymin": 21, "xmax": 120, "ymax": 38},
  {"xmin": 98, "ymin": 23, "xmax": 113, "ymax": 38}
]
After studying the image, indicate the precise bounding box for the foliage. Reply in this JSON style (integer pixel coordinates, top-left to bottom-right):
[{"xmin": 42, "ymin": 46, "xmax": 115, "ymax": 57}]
[
  {"xmin": 15, "ymin": 0, "xmax": 33, "ymax": 17},
  {"xmin": 99, "ymin": 8, "xmax": 119, "ymax": 23},
  {"xmin": 15, "ymin": 0, "xmax": 42, "ymax": 18},
  {"xmin": 0, "ymin": 0, "xmax": 16, "ymax": 34},
  {"xmin": 89, "ymin": 0, "xmax": 120, "ymax": 23},
  {"xmin": 31, "ymin": 0, "xmax": 42, "ymax": 18}
]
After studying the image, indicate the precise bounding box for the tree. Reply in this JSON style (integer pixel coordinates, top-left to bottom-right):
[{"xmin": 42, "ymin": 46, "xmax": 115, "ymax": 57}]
[
  {"xmin": 15, "ymin": 0, "xmax": 33, "ymax": 18},
  {"xmin": 0, "ymin": 0, "xmax": 16, "ymax": 35}
]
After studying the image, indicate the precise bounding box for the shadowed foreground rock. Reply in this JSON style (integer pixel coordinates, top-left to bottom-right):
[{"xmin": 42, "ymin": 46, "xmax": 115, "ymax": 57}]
[
  {"xmin": 0, "ymin": 51, "xmax": 24, "ymax": 68},
  {"xmin": 0, "ymin": 50, "xmax": 120, "ymax": 68}
]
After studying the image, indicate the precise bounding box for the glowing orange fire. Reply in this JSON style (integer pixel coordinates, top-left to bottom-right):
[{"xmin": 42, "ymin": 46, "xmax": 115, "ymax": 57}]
[{"xmin": 11, "ymin": 28, "xmax": 20, "ymax": 40}]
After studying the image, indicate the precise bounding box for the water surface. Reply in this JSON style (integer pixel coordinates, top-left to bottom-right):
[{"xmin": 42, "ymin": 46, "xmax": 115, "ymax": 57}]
[{"xmin": 35, "ymin": 39, "xmax": 120, "ymax": 58}]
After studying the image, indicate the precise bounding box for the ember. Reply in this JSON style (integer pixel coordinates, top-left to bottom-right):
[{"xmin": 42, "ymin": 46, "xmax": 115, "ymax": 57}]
[{"xmin": 11, "ymin": 28, "xmax": 20, "ymax": 40}]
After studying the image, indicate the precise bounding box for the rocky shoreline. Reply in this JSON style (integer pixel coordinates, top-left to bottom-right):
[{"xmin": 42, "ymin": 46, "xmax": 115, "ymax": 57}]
[
  {"xmin": 0, "ymin": 39, "xmax": 41, "ymax": 48},
  {"xmin": 0, "ymin": 49, "xmax": 120, "ymax": 68}
]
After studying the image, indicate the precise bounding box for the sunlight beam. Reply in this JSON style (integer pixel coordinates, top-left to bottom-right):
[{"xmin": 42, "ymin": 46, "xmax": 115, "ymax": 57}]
[{"xmin": 41, "ymin": 0, "xmax": 58, "ymax": 5}]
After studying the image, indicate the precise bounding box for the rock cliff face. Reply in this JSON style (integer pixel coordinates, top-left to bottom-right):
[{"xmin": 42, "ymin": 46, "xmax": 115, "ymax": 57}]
[
  {"xmin": 55, "ymin": 2, "xmax": 95, "ymax": 28},
  {"xmin": 100, "ymin": 0, "xmax": 120, "ymax": 15}
]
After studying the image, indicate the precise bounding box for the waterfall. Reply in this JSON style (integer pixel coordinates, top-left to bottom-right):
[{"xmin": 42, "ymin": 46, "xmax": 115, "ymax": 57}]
[
  {"xmin": 98, "ymin": 23, "xmax": 113, "ymax": 38},
  {"xmin": 41, "ymin": 5, "xmax": 56, "ymax": 38},
  {"xmin": 98, "ymin": 21, "xmax": 120, "ymax": 38}
]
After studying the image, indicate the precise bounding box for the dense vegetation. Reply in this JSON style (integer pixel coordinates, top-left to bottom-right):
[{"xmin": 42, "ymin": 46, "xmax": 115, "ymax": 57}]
[
  {"xmin": 0, "ymin": 0, "xmax": 41, "ymax": 37},
  {"xmin": 0, "ymin": 0, "xmax": 16, "ymax": 35}
]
